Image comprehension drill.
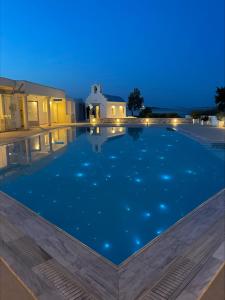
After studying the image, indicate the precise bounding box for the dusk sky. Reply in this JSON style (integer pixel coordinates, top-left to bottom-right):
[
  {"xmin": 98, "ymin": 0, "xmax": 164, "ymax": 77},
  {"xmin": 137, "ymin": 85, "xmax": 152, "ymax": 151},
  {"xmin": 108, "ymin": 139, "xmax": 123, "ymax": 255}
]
[{"xmin": 1, "ymin": 0, "xmax": 224, "ymax": 108}]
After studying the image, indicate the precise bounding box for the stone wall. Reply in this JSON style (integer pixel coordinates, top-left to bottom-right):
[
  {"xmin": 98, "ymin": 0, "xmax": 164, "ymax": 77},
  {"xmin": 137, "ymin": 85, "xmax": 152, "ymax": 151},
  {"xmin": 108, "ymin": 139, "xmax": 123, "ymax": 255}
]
[{"xmin": 100, "ymin": 117, "xmax": 192, "ymax": 125}]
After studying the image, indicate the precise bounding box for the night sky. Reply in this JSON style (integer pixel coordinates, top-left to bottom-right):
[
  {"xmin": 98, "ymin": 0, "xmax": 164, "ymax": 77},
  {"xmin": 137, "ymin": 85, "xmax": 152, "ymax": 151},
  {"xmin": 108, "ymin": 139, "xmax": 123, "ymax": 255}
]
[{"xmin": 1, "ymin": 0, "xmax": 224, "ymax": 107}]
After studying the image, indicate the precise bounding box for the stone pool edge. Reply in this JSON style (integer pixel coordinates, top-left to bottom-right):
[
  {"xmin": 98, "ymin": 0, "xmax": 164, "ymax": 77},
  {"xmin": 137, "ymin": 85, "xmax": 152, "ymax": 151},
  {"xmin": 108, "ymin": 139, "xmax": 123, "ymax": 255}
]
[{"xmin": 0, "ymin": 189, "xmax": 224, "ymax": 299}]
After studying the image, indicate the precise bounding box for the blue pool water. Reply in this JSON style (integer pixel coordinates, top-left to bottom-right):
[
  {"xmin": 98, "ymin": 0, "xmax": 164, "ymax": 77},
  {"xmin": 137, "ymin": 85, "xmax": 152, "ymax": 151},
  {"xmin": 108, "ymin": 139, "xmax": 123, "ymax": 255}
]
[{"xmin": 0, "ymin": 126, "xmax": 224, "ymax": 264}]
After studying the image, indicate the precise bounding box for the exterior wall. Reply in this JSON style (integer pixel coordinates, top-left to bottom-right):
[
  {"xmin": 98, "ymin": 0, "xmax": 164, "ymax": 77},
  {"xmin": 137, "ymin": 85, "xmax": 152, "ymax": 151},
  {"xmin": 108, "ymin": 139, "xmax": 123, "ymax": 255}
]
[
  {"xmin": 25, "ymin": 96, "xmax": 75, "ymax": 126},
  {"xmin": 27, "ymin": 95, "xmax": 49, "ymax": 125},
  {"xmin": 0, "ymin": 94, "xmax": 22, "ymax": 132},
  {"xmin": 86, "ymin": 92, "xmax": 108, "ymax": 118},
  {"xmin": 50, "ymin": 99, "xmax": 74, "ymax": 124},
  {"xmin": 0, "ymin": 77, "xmax": 76, "ymax": 131},
  {"xmin": 74, "ymin": 100, "xmax": 85, "ymax": 122},
  {"xmin": 106, "ymin": 102, "xmax": 126, "ymax": 118},
  {"xmin": 100, "ymin": 117, "xmax": 192, "ymax": 125},
  {"xmin": 86, "ymin": 85, "xmax": 126, "ymax": 119},
  {"xmin": 65, "ymin": 99, "xmax": 76, "ymax": 123}
]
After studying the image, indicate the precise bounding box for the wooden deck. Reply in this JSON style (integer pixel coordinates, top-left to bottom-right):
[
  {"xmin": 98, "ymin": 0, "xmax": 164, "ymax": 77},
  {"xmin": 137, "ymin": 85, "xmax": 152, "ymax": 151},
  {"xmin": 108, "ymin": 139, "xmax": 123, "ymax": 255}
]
[{"xmin": 0, "ymin": 189, "xmax": 224, "ymax": 299}]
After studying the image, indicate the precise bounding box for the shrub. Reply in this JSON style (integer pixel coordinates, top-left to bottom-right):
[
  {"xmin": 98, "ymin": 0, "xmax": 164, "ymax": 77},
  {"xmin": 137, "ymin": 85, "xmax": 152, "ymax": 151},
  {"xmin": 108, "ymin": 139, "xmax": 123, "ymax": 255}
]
[
  {"xmin": 139, "ymin": 107, "xmax": 152, "ymax": 118},
  {"xmin": 150, "ymin": 113, "xmax": 181, "ymax": 118}
]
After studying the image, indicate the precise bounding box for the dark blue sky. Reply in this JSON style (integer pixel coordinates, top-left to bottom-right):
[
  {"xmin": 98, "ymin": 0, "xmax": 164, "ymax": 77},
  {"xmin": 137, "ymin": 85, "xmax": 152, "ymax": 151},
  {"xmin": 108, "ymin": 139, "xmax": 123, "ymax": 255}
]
[{"xmin": 1, "ymin": 0, "xmax": 224, "ymax": 107}]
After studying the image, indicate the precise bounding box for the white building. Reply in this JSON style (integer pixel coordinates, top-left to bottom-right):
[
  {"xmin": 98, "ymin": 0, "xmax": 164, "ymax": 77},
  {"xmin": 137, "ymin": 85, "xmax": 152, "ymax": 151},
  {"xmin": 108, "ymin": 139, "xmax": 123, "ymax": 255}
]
[
  {"xmin": 0, "ymin": 77, "xmax": 76, "ymax": 132},
  {"xmin": 85, "ymin": 84, "xmax": 126, "ymax": 120}
]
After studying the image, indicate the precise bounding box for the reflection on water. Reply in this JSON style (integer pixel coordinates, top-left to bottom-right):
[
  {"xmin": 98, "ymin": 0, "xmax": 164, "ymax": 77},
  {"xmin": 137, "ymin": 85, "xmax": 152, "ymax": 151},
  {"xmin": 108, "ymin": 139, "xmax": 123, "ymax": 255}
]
[
  {"xmin": 0, "ymin": 128, "xmax": 71, "ymax": 178},
  {"xmin": 1, "ymin": 125, "xmax": 223, "ymax": 264},
  {"xmin": 127, "ymin": 127, "xmax": 143, "ymax": 141},
  {"xmin": 0, "ymin": 126, "xmax": 127, "ymax": 178},
  {"xmin": 87, "ymin": 126, "xmax": 126, "ymax": 152}
]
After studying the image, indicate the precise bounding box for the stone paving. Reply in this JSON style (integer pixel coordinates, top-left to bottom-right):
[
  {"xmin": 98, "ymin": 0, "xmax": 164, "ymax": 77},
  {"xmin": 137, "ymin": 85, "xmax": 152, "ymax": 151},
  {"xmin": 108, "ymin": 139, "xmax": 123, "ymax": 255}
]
[
  {"xmin": 0, "ymin": 189, "xmax": 224, "ymax": 300},
  {"xmin": 178, "ymin": 124, "xmax": 225, "ymax": 143}
]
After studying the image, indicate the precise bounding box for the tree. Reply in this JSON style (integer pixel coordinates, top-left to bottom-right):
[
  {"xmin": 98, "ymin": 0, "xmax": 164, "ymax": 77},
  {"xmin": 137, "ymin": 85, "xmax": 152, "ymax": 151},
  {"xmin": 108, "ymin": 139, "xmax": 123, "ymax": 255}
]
[
  {"xmin": 139, "ymin": 107, "xmax": 152, "ymax": 118},
  {"xmin": 215, "ymin": 87, "xmax": 225, "ymax": 113},
  {"xmin": 127, "ymin": 88, "xmax": 144, "ymax": 116}
]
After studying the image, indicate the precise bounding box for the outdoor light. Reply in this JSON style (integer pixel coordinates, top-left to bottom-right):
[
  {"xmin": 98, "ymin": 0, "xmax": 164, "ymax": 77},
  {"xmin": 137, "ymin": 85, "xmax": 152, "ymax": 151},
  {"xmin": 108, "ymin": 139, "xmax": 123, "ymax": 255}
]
[
  {"xmin": 145, "ymin": 118, "xmax": 150, "ymax": 125},
  {"xmin": 218, "ymin": 120, "xmax": 225, "ymax": 128},
  {"xmin": 173, "ymin": 118, "xmax": 178, "ymax": 126},
  {"xmin": 116, "ymin": 118, "xmax": 120, "ymax": 125}
]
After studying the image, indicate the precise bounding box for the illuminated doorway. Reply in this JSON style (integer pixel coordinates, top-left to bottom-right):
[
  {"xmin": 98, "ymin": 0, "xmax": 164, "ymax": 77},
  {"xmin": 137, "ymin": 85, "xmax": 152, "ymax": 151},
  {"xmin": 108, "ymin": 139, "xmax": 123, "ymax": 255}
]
[
  {"xmin": 51, "ymin": 102, "xmax": 59, "ymax": 123},
  {"xmin": 95, "ymin": 105, "xmax": 100, "ymax": 119},
  {"xmin": 27, "ymin": 101, "xmax": 39, "ymax": 126}
]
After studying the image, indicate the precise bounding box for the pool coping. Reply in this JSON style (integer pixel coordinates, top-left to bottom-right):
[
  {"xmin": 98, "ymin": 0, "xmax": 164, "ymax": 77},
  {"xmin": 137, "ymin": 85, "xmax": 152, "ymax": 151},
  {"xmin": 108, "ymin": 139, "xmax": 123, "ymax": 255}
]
[{"xmin": 0, "ymin": 189, "xmax": 224, "ymax": 299}]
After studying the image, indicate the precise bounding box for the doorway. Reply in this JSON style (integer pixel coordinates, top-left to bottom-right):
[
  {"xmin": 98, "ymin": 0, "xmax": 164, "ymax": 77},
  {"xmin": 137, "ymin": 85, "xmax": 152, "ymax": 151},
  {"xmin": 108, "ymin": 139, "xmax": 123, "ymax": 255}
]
[
  {"xmin": 51, "ymin": 102, "xmax": 59, "ymax": 123},
  {"xmin": 27, "ymin": 101, "xmax": 39, "ymax": 126}
]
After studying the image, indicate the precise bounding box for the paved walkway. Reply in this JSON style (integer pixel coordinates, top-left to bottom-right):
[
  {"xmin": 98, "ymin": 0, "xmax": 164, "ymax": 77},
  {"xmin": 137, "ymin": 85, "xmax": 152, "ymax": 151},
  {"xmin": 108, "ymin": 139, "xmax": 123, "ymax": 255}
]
[{"xmin": 178, "ymin": 124, "xmax": 225, "ymax": 143}]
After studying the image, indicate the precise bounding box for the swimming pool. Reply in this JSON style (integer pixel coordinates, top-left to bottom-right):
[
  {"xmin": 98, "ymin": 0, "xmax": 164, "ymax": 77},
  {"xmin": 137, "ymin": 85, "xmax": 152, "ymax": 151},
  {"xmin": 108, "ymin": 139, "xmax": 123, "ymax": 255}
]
[{"xmin": 0, "ymin": 126, "xmax": 224, "ymax": 264}]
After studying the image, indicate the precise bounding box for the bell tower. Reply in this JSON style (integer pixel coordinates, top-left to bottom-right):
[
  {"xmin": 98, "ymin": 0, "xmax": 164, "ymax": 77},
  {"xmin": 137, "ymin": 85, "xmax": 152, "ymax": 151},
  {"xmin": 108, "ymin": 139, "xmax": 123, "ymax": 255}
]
[{"xmin": 91, "ymin": 84, "xmax": 102, "ymax": 94}]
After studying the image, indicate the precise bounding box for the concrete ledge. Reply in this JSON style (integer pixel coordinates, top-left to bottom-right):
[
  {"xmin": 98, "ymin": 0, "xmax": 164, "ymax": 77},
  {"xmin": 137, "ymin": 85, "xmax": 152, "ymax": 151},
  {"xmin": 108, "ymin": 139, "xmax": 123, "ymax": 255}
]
[{"xmin": 98, "ymin": 117, "xmax": 192, "ymax": 125}]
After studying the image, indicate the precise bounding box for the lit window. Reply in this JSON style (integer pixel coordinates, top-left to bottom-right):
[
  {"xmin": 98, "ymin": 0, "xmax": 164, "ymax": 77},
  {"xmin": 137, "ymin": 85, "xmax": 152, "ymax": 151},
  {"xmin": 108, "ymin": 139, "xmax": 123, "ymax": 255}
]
[
  {"xmin": 111, "ymin": 106, "xmax": 116, "ymax": 116},
  {"xmin": 43, "ymin": 100, "xmax": 48, "ymax": 112}
]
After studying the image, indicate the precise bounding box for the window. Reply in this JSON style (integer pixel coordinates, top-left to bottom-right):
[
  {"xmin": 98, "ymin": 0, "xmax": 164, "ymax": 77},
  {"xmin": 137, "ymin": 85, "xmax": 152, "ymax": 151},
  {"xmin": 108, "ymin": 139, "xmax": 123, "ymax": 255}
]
[
  {"xmin": 28, "ymin": 101, "xmax": 38, "ymax": 122},
  {"xmin": 111, "ymin": 105, "xmax": 116, "ymax": 116},
  {"xmin": 43, "ymin": 100, "xmax": 48, "ymax": 112},
  {"xmin": 119, "ymin": 105, "xmax": 124, "ymax": 115}
]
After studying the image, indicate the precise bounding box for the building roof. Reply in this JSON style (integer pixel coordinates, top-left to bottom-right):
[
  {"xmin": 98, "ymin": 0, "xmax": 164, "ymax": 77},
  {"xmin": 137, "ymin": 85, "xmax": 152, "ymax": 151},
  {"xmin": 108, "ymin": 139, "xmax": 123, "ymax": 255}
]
[
  {"xmin": 0, "ymin": 77, "xmax": 65, "ymax": 98},
  {"xmin": 103, "ymin": 94, "xmax": 126, "ymax": 103},
  {"xmin": 0, "ymin": 77, "xmax": 16, "ymax": 89}
]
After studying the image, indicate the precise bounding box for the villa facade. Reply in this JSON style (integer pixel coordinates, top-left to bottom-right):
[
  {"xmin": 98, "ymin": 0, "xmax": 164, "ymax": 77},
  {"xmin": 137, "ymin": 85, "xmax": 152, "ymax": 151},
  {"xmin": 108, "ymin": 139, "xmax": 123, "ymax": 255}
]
[
  {"xmin": 0, "ymin": 77, "xmax": 76, "ymax": 132},
  {"xmin": 85, "ymin": 84, "xmax": 126, "ymax": 121}
]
